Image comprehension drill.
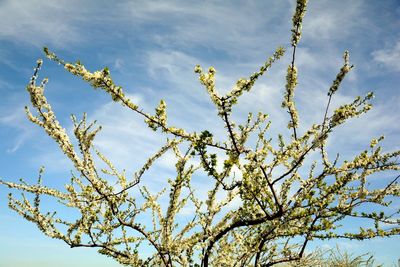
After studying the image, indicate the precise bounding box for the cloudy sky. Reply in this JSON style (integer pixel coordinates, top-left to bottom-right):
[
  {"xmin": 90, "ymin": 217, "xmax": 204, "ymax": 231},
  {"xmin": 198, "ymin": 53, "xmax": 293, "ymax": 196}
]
[{"xmin": 0, "ymin": 0, "xmax": 399, "ymax": 266}]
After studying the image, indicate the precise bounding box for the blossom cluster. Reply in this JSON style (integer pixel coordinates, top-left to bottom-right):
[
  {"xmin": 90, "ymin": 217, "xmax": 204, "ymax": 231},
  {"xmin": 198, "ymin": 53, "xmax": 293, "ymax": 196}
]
[
  {"xmin": 328, "ymin": 51, "xmax": 353, "ymax": 97},
  {"xmin": 282, "ymin": 65, "xmax": 299, "ymax": 129},
  {"xmin": 291, "ymin": 0, "xmax": 308, "ymax": 46}
]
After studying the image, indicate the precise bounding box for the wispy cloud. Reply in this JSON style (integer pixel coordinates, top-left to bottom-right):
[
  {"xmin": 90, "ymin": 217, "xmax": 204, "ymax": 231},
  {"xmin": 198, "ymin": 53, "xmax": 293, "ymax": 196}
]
[
  {"xmin": 0, "ymin": 104, "xmax": 34, "ymax": 153},
  {"xmin": 303, "ymin": 1, "xmax": 367, "ymax": 43},
  {"xmin": 0, "ymin": 0, "xmax": 84, "ymax": 48},
  {"xmin": 372, "ymin": 40, "xmax": 400, "ymax": 72},
  {"xmin": 121, "ymin": 0, "xmax": 291, "ymax": 59}
]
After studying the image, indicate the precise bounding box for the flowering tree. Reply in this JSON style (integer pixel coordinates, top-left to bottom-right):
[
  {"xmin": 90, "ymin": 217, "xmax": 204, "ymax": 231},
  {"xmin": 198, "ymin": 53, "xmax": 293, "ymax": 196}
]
[{"xmin": 1, "ymin": 0, "xmax": 399, "ymax": 266}]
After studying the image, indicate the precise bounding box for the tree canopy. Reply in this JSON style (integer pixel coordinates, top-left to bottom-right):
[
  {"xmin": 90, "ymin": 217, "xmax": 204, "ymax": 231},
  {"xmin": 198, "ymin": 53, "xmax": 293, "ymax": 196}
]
[{"xmin": 1, "ymin": 0, "xmax": 399, "ymax": 266}]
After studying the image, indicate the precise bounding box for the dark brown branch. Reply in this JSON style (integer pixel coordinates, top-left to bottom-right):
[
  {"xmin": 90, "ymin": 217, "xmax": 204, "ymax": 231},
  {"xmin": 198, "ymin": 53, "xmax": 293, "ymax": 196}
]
[
  {"xmin": 254, "ymin": 227, "xmax": 278, "ymax": 266},
  {"xmin": 221, "ymin": 101, "xmax": 241, "ymax": 155},
  {"xmin": 287, "ymin": 25, "xmax": 300, "ymax": 140},
  {"xmin": 272, "ymin": 144, "xmax": 314, "ymax": 186},
  {"xmin": 202, "ymin": 210, "xmax": 283, "ymax": 267},
  {"xmin": 260, "ymin": 165, "xmax": 282, "ymax": 211}
]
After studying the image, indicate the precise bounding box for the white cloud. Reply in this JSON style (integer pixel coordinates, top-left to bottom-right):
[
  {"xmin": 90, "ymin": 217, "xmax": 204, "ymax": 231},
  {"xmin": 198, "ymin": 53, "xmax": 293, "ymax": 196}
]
[
  {"xmin": 303, "ymin": 1, "xmax": 367, "ymax": 42},
  {"xmin": 113, "ymin": 58, "xmax": 124, "ymax": 71},
  {"xmin": 372, "ymin": 40, "xmax": 400, "ymax": 72},
  {"xmin": 0, "ymin": 104, "xmax": 34, "ymax": 153},
  {"xmin": 0, "ymin": 0, "xmax": 84, "ymax": 48},
  {"xmin": 122, "ymin": 0, "xmax": 291, "ymax": 58},
  {"xmin": 146, "ymin": 50, "xmax": 198, "ymax": 85},
  {"xmin": 91, "ymin": 101, "xmax": 164, "ymax": 171}
]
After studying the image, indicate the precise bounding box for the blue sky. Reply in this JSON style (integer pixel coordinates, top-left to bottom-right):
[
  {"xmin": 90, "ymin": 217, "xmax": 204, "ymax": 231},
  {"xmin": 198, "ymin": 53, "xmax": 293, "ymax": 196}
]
[{"xmin": 0, "ymin": 0, "xmax": 399, "ymax": 266}]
